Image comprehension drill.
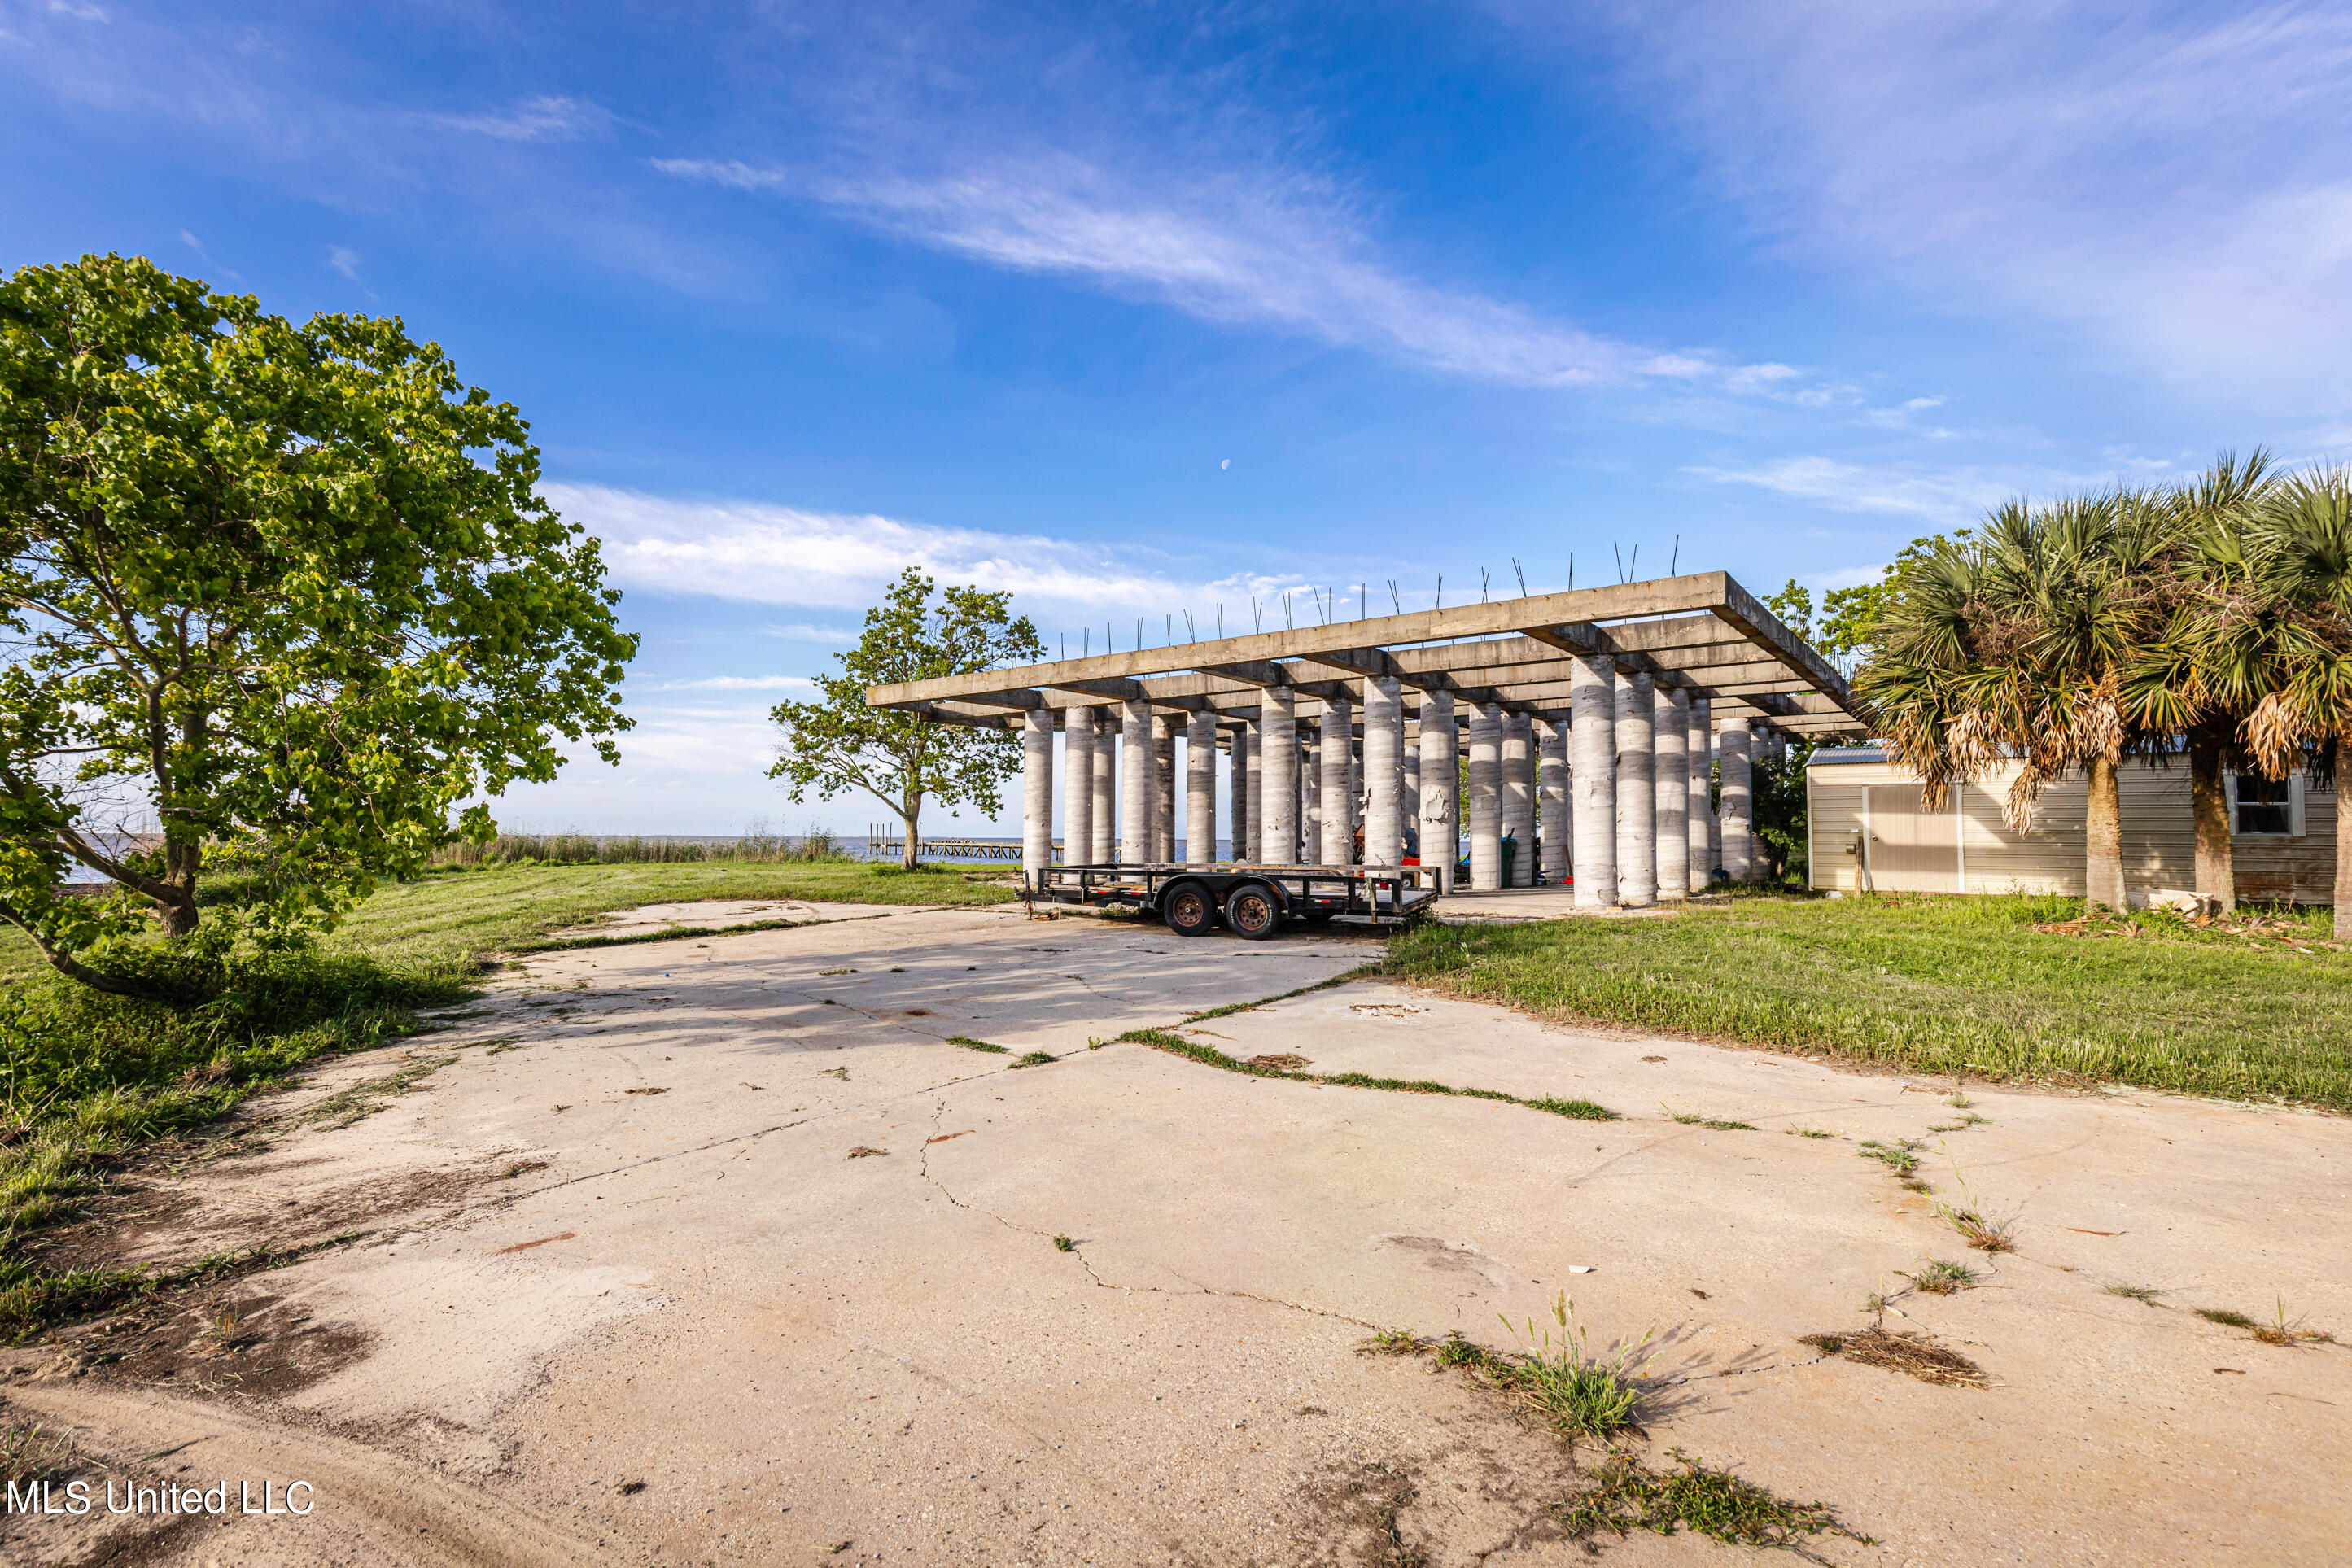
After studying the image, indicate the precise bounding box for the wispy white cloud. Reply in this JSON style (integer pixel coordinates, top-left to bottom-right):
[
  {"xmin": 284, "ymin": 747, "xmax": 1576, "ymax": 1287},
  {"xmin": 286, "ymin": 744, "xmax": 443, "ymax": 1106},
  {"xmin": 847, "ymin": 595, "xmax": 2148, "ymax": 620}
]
[
  {"xmin": 549, "ymin": 481, "xmax": 1314, "ymax": 625},
  {"xmin": 653, "ymin": 155, "xmax": 1773, "ymax": 391},
  {"xmin": 1548, "ymin": 1, "xmax": 2352, "ymax": 391},
  {"xmin": 761, "ymin": 622, "xmax": 859, "ymax": 643},
  {"xmin": 425, "ymin": 95, "xmax": 613, "ymax": 144},
  {"xmin": 645, "ymin": 675, "xmax": 816, "ymax": 692},
  {"xmin": 326, "ymin": 245, "xmax": 361, "ymax": 282},
  {"xmin": 1687, "ymin": 456, "xmax": 2024, "ymax": 526}
]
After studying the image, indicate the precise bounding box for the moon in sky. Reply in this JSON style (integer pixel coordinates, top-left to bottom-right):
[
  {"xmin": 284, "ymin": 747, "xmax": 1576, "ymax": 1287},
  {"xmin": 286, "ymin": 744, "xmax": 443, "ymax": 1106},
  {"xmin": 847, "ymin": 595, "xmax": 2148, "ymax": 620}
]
[{"xmin": 1220, "ymin": 458, "xmax": 1230, "ymax": 470}]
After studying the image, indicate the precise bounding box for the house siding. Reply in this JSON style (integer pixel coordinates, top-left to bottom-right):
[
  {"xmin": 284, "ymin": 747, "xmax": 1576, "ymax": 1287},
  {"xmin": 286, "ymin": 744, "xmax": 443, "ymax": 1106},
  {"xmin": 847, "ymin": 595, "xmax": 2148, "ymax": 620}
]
[{"xmin": 1807, "ymin": 755, "xmax": 2337, "ymax": 905}]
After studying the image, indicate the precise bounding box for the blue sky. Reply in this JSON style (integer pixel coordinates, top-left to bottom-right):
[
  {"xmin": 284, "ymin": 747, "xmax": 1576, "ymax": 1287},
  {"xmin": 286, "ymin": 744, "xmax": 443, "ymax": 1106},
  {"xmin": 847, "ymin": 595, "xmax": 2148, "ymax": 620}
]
[{"xmin": 8, "ymin": 1, "xmax": 2352, "ymax": 835}]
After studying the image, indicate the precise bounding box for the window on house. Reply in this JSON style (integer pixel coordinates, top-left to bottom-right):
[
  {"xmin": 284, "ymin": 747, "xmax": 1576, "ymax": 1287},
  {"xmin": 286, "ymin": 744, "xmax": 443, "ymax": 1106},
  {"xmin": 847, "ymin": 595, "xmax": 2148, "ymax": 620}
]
[{"xmin": 2234, "ymin": 772, "xmax": 2292, "ymax": 836}]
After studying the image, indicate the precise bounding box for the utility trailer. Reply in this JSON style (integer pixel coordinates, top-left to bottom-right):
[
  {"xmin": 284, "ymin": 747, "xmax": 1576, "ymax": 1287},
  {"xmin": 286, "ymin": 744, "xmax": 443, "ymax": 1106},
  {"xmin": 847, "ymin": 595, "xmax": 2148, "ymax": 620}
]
[{"xmin": 1022, "ymin": 863, "xmax": 1443, "ymax": 938}]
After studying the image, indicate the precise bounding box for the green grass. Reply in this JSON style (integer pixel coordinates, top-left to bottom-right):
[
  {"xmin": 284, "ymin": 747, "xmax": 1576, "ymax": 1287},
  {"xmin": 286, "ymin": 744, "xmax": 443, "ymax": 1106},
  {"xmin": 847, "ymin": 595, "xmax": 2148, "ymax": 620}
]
[
  {"xmin": 328, "ymin": 860, "xmax": 1014, "ymax": 970},
  {"xmin": 1120, "ymin": 1028, "xmax": 1619, "ymax": 1120},
  {"xmin": 1385, "ymin": 892, "xmax": 2352, "ymax": 1110},
  {"xmin": 1554, "ymin": 1448, "xmax": 1871, "ymax": 1553}
]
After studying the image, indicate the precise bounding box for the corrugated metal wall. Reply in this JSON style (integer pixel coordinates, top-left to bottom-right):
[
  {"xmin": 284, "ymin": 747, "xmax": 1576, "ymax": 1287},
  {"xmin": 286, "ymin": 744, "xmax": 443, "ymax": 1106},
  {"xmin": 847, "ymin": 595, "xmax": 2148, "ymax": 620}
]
[{"xmin": 1808, "ymin": 758, "xmax": 2338, "ymax": 903}]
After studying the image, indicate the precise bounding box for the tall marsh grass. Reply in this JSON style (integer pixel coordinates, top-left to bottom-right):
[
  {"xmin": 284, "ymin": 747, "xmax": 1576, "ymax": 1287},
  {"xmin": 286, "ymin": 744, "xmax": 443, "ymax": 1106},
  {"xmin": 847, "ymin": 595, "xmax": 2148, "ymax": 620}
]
[{"xmin": 430, "ymin": 819, "xmax": 852, "ymax": 867}]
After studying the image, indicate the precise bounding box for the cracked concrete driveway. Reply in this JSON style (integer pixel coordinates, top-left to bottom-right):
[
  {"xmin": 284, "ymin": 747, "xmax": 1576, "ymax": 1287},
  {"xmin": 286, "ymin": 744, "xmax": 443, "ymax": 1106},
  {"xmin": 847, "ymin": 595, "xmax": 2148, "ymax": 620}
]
[{"xmin": 7, "ymin": 902, "xmax": 2349, "ymax": 1566}]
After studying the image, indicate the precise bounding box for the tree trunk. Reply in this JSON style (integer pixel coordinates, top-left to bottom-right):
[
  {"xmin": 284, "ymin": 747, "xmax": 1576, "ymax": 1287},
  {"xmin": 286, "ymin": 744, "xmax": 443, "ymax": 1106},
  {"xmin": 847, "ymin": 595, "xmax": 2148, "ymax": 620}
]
[
  {"xmin": 0, "ymin": 902, "xmax": 171, "ymax": 1001},
  {"xmin": 2084, "ymin": 754, "xmax": 2126, "ymax": 913},
  {"xmin": 157, "ymin": 836, "xmax": 201, "ymax": 938},
  {"xmin": 901, "ymin": 794, "xmax": 921, "ymax": 871},
  {"xmin": 2338, "ymin": 780, "xmax": 2352, "ymax": 942},
  {"xmin": 2187, "ymin": 730, "xmax": 2234, "ymax": 919}
]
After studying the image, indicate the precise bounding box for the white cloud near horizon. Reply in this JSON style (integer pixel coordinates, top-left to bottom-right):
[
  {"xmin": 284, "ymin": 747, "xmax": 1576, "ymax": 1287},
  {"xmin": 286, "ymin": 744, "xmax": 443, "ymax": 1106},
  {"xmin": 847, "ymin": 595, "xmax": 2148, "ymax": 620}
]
[
  {"xmin": 653, "ymin": 155, "xmax": 1770, "ymax": 391},
  {"xmin": 549, "ymin": 480, "xmax": 1325, "ymax": 627}
]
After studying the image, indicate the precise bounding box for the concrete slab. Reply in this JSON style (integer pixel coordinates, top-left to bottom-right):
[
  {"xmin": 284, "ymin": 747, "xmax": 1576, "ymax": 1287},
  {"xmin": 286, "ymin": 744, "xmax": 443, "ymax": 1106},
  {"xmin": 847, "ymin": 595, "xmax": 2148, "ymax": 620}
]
[{"xmin": 8, "ymin": 904, "xmax": 2345, "ymax": 1567}]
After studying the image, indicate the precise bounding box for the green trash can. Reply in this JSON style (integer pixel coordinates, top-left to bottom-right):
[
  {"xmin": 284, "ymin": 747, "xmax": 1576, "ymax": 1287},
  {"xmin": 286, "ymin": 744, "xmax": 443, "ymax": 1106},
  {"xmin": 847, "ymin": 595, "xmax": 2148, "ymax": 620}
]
[{"xmin": 1501, "ymin": 833, "xmax": 1516, "ymax": 887}]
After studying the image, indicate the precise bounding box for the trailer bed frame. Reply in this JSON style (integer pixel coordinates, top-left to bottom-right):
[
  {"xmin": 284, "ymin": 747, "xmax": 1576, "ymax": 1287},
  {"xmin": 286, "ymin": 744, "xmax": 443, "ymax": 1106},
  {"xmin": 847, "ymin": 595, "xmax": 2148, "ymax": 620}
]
[{"xmin": 1023, "ymin": 863, "xmax": 1441, "ymax": 937}]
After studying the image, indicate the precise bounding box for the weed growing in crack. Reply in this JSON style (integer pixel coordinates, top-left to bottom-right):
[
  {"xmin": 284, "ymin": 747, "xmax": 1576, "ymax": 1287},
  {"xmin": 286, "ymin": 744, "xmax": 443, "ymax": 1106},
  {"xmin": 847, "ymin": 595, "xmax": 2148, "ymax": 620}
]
[
  {"xmin": 1010, "ymin": 1051, "xmax": 1056, "ymax": 1068},
  {"xmin": 1525, "ymin": 1097, "xmax": 1616, "ymax": 1121},
  {"xmin": 1904, "ymin": 1260, "xmax": 1979, "ymax": 1295},
  {"xmin": 1500, "ymin": 1294, "xmax": 1655, "ymax": 1440},
  {"xmin": 1120, "ymin": 1029, "xmax": 1618, "ymax": 1123},
  {"xmin": 1786, "ymin": 1127, "xmax": 1835, "ymax": 1139},
  {"xmin": 1801, "ymin": 1328, "xmax": 1990, "ymax": 1388},
  {"xmin": 2249, "ymin": 1298, "xmax": 2336, "ymax": 1347},
  {"xmin": 1668, "ymin": 1110, "xmax": 1758, "ymax": 1131},
  {"xmin": 1945, "ymin": 1094, "xmax": 1974, "ymax": 1108},
  {"xmin": 1359, "ymin": 1328, "xmax": 1432, "ymax": 1356},
  {"xmin": 1936, "ymin": 1202, "xmax": 2014, "ymax": 1252},
  {"xmin": 947, "ymin": 1036, "xmax": 1008, "ymax": 1054},
  {"xmin": 2197, "ymin": 1307, "xmax": 2256, "ymax": 1327},
  {"xmin": 2105, "ymin": 1283, "xmax": 2164, "ymax": 1307},
  {"xmin": 1858, "ymin": 1140, "xmax": 1921, "ymax": 1175},
  {"xmin": 1553, "ymin": 1448, "xmax": 1873, "ymax": 1553},
  {"xmin": 1051, "ymin": 1234, "xmax": 1075, "ymax": 1253}
]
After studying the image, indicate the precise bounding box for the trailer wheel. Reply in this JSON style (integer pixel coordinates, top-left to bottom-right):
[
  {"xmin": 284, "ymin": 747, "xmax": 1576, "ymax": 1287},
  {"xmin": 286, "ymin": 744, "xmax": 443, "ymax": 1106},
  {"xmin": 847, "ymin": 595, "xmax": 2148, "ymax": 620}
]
[
  {"xmin": 1223, "ymin": 883, "xmax": 1283, "ymax": 940},
  {"xmin": 1163, "ymin": 881, "xmax": 1217, "ymax": 937}
]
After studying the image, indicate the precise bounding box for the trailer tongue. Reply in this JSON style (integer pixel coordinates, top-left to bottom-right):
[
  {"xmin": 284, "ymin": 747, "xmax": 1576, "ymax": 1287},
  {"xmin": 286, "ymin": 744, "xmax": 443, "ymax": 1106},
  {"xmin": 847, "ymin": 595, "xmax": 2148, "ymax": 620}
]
[{"xmin": 1023, "ymin": 863, "xmax": 1443, "ymax": 937}]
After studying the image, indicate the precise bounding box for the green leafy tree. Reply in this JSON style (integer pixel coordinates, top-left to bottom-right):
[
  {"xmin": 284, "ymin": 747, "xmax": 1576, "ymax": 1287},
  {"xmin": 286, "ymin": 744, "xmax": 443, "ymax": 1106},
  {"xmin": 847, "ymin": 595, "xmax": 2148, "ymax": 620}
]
[
  {"xmin": 0, "ymin": 255, "xmax": 636, "ymax": 998},
  {"xmin": 1764, "ymin": 579, "xmax": 1814, "ymax": 640},
  {"xmin": 770, "ymin": 568, "xmax": 1043, "ymax": 869},
  {"xmin": 1751, "ymin": 737, "xmax": 1819, "ymax": 883}
]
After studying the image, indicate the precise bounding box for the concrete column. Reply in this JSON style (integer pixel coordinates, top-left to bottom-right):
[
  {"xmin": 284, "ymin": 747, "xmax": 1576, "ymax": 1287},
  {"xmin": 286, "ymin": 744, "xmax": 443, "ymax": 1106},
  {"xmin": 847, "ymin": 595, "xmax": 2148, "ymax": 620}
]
[
  {"xmin": 1615, "ymin": 672, "xmax": 1656, "ymax": 907},
  {"xmin": 1501, "ymin": 711, "xmax": 1534, "ymax": 886},
  {"xmin": 1687, "ymin": 697, "xmax": 1712, "ymax": 892},
  {"xmin": 1655, "ymin": 688, "xmax": 1689, "ymax": 902},
  {"xmin": 1186, "ymin": 710, "xmax": 1216, "ymax": 867},
  {"xmin": 1401, "ymin": 738, "xmax": 1421, "ymax": 861},
  {"xmin": 1720, "ymin": 718, "xmax": 1753, "ymax": 880},
  {"xmin": 1121, "ymin": 698, "xmax": 1153, "ymax": 866},
  {"xmin": 1151, "ymin": 715, "xmax": 1176, "ymax": 864},
  {"xmin": 1569, "ymin": 659, "xmax": 1616, "ymax": 908},
  {"xmin": 1242, "ymin": 721, "xmax": 1262, "ymax": 860},
  {"xmin": 1091, "ymin": 709, "xmax": 1117, "ymax": 863},
  {"xmin": 1537, "ymin": 715, "xmax": 1568, "ymax": 886},
  {"xmin": 1259, "ymin": 688, "xmax": 1297, "ymax": 865},
  {"xmin": 1467, "ymin": 702, "xmax": 1502, "ymax": 890},
  {"xmin": 1062, "ymin": 706, "xmax": 1095, "ymax": 867},
  {"xmin": 1022, "ymin": 709, "xmax": 1055, "ymax": 882},
  {"xmin": 1418, "ymin": 692, "xmax": 1457, "ymax": 893},
  {"xmin": 1363, "ymin": 677, "xmax": 1403, "ymax": 867},
  {"xmin": 1319, "ymin": 696, "xmax": 1353, "ymax": 866}
]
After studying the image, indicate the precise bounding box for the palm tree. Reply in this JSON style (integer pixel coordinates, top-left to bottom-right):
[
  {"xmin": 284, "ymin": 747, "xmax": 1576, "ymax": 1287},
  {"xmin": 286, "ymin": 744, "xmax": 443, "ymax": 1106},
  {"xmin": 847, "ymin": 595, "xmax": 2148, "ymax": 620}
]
[
  {"xmin": 2121, "ymin": 452, "xmax": 2278, "ymax": 917},
  {"xmin": 2239, "ymin": 467, "xmax": 2352, "ymax": 937},
  {"xmin": 1862, "ymin": 491, "xmax": 2169, "ymax": 912}
]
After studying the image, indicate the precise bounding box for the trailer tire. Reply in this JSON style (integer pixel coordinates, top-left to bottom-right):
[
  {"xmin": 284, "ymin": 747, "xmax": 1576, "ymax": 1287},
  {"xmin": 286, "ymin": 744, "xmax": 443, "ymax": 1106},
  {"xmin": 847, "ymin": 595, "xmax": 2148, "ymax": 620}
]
[
  {"xmin": 1223, "ymin": 883, "xmax": 1284, "ymax": 941},
  {"xmin": 1162, "ymin": 881, "xmax": 1217, "ymax": 937}
]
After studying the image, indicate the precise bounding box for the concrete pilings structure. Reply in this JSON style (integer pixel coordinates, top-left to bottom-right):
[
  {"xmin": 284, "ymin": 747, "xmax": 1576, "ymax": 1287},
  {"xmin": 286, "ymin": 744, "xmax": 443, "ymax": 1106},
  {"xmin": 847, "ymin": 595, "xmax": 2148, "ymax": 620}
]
[
  {"xmin": 870, "ymin": 573, "xmax": 1862, "ymax": 889},
  {"xmin": 1363, "ymin": 676, "xmax": 1404, "ymax": 867},
  {"xmin": 1401, "ymin": 741, "xmax": 1421, "ymax": 860},
  {"xmin": 1655, "ymin": 688, "xmax": 1689, "ymax": 902},
  {"xmin": 1418, "ymin": 692, "xmax": 1458, "ymax": 892},
  {"xmin": 1120, "ymin": 699, "xmax": 1154, "ymax": 865},
  {"xmin": 1501, "ymin": 711, "xmax": 1533, "ymax": 886},
  {"xmin": 1186, "ymin": 710, "xmax": 1217, "ymax": 866},
  {"xmin": 1089, "ymin": 710, "xmax": 1115, "ymax": 863},
  {"xmin": 1568, "ymin": 658, "xmax": 1616, "ymax": 908},
  {"xmin": 1240, "ymin": 722, "xmax": 1261, "ymax": 860},
  {"xmin": 1063, "ymin": 706, "xmax": 1095, "ymax": 870},
  {"xmin": 1537, "ymin": 715, "xmax": 1568, "ymax": 886},
  {"xmin": 1318, "ymin": 694, "xmax": 1353, "ymax": 867},
  {"xmin": 1467, "ymin": 702, "xmax": 1502, "ymax": 890},
  {"xmin": 1259, "ymin": 688, "xmax": 1298, "ymax": 865},
  {"xmin": 1150, "ymin": 717, "xmax": 1176, "ymax": 863},
  {"xmin": 1719, "ymin": 717, "xmax": 1753, "ymax": 880},
  {"xmin": 1022, "ymin": 708, "xmax": 1055, "ymax": 879},
  {"xmin": 1615, "ymin": 672, "xmax": 1656, "ymax": 907},
  {"xmin": 1687, "ymin": 697, "xmax": 1712, "ymax": 892}
]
